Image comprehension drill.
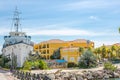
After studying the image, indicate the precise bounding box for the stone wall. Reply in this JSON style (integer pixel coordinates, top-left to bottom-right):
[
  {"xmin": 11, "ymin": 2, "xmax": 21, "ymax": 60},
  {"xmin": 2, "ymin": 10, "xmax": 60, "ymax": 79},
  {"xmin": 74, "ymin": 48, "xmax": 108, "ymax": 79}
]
[{"xmin": 12, "ymin": 69, "xmax": 120, "ymax": 80}]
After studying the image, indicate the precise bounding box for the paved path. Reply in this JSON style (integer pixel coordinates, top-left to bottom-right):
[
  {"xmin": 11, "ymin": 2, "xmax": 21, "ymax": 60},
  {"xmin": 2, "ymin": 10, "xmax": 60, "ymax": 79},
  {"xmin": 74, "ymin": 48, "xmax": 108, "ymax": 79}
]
[{"xmin": 0, "ymin": 69, "xmax": 18, "ymax": 80}]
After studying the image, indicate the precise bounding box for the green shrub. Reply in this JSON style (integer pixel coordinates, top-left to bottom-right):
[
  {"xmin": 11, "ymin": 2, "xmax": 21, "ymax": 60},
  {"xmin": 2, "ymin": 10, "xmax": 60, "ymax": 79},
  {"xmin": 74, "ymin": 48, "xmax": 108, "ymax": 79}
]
[
  {"xmin": 23, "ymin": 60, "xmax": 32, "ymax": 70},
  {"xmin": 67, "ymin": 62, "xmax": 78, "ymax": 68},
  {"xmin": 4, "ymin": 62, "xmax": 11, "ymax": 68},
  {"xmin": 78, "ymin": 50, "xmax": 97, "ymax": 68},
  {"xmin": 104, "ymin": 62, "xmax": 117, "ymax": 71},
  {"xmin": 23, "ymin": 60, "xmax": 48, "ymax": 70},
  {"xmin": 38, "ymin": 60, "xmax": 48, "ymax": 69}
]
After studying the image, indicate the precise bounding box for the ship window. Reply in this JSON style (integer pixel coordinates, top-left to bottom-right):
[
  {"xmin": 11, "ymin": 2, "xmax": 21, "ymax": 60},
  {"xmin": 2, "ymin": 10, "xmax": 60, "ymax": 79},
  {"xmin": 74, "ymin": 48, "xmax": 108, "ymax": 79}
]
[{"xmin": 15, "ymin": 34, "xmax": 19, "ymax": 36}]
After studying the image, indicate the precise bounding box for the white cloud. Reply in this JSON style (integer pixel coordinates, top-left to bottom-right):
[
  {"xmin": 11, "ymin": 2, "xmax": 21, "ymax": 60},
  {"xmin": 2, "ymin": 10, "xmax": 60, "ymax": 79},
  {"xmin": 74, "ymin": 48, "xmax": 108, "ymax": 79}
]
[{"xmin": 23, "ymin": 28, "xmax": 105, "ymax": 36}]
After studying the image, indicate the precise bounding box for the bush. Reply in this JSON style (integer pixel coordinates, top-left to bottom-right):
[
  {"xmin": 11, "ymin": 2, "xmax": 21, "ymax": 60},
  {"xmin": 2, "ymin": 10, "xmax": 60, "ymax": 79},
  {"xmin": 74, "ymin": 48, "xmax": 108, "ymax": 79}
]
[
  {"xmin": 4, "ymin": 61, "xmax": 11, "ymax": 68},
  {"xmin": 78, "ymin": 50, "xmax": 97, "ymax": 68},
  {"xmin": 23, "ymin": 60, "xmax": 32, "ymax": 70},
  {"xmin": 23, "ymin": 60, "xmax": 48, "ymax": 70},
  {"xmin": 104, "ymin": 62, "xmax": 117, "ymax": 71},
  {"xmin": 38, "ymin": 60, "xmax": 48, "ymax": 69},
  {"xmin": 67, "ymin": 62, "xmax": 78, "ymax": 68}
]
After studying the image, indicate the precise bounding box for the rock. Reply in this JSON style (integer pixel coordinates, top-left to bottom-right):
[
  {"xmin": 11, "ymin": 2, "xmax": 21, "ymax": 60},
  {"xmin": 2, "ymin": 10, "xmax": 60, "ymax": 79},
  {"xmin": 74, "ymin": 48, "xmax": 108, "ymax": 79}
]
[
  {"xmin": 83, "ymin": 71, "xmax": 93, "ymax": 80},
  {"xmin": 86, "ymin": 74, "xmax": 93, "ymax": 80},
  {"xmin": 113, "ymin": 72, "xmax": 120, "ymax": 78},
  {"xmin": 69, "ymin": 74, "xmax": 76, "ymax": 80},
  {"xmin": 103, "ymin": 74, "xmax": 109, "ymax": 79},
  {"xmin": 97, "ymin": 71, "xmax": 104, "ymax": 79},
  {"xmin": 62, "ymin": 72, "xmax": 70, "ymax": 78},
  {"xmin": 76, "ymin": 75, "xmax": 84, "ymax": 80},
  {"xmin": 43, "ymin": 74, "xmax": 55, "ymax": 80}
]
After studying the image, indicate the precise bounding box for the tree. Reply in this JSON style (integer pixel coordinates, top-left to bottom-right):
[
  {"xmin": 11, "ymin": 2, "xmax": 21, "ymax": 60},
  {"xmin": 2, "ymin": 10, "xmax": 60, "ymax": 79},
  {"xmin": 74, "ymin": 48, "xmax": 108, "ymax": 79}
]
[
  {"xmin": 50, "ymin": 48, "xmax": 61, "ymax": 59},
  {"xmin": 28, "ymin": 51, "xmax": 41, "ymax": 61},
  {"xmin": 94, "ymin": 48, "xmax": 101, "ymax": 61},
  {"xmin": 78, "ymin": 50, "xmax": 97, "ymax": 68},
  {"xmin": 78, "ymin": 47, "xmax": 84, "ymax": 56},
  {"xmin": 111, "ymin": 45, "xmax": 117, "ymax": 58},
  {"xmin": 79, "ymin": 47, "xmax": 84, "ymax": 53},
  {"xmin": 117, "ymin": 46, "xmax": 120, "ymax": 58},
  {"xmin": 101, "ymin": 46, "xmax": 107, "ymax": 58},
  {"xmin": 0, "ymin": 54, "xmax": 11, "ymax": 68},
  {"xmin": 23, "ymin": 51, "xmax": 48, "ymax": 70},
  {"xmin": 107, "ymin": 49, "xmax": 112, "ymax": 60}
]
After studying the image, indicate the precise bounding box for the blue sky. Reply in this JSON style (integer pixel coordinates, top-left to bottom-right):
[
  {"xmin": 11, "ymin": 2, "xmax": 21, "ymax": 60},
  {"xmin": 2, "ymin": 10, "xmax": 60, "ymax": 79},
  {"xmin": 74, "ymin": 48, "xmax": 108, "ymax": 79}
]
[{"xmin": 0, "ymin": 0, "xmax": 120, "ymax": 51}]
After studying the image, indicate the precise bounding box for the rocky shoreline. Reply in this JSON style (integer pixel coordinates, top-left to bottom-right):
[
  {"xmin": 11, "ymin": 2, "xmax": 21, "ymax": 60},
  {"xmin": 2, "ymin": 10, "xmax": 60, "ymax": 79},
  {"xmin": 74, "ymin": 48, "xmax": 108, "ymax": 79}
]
[
  {"xmin": 36, "ymin": 69, "xmax": 120, "ymax": 80},
  {"xmin": 12, "ymin": 68, "xmax": 120, "ymax": 80}
]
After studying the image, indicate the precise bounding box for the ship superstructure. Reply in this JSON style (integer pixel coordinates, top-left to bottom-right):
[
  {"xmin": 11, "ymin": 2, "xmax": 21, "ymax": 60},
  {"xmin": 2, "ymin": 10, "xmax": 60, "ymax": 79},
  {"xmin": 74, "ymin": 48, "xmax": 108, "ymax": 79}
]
[{"xmin": 2, "ymin": 7, "xmax": 33, "ymax": 67}]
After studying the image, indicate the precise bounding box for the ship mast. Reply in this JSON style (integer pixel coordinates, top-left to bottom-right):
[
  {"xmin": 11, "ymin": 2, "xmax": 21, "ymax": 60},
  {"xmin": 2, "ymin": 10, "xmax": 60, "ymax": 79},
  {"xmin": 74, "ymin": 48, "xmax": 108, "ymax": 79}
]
[{"xmin": 13, "ymin": 7, "xmax": 21, "ymax": 32}]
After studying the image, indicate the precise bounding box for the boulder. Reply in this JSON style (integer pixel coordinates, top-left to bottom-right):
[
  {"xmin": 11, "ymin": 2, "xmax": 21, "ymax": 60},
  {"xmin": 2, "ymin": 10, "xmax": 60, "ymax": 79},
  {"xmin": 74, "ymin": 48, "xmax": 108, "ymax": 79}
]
[
  {"xmin": 103, "ymin": 74, "xmax": 109, "ymax": 79},
  {"xmin": 43, "ymin": 74, "xmax": 55, "ymax": 80},
  {"xmin": 113, "ymin": 72, "xmax": 120, "ymax": 78}
]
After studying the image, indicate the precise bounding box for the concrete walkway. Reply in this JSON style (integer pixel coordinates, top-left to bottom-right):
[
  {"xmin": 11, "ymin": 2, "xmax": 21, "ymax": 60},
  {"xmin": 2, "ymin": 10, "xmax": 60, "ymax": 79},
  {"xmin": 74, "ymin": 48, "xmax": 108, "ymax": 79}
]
[{"xmin": 0, "ymin": 69, "xmax": 18, "ymax": 80}]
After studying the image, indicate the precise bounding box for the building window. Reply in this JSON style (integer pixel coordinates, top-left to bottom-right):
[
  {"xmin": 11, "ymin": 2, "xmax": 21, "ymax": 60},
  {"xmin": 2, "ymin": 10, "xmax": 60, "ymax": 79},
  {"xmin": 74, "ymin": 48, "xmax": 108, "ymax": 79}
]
[
  {"xmin": 43, "ymin": 50, "xmax": 46, "ymax": 54},
  {"xmin": 39, "ymin": 45, "xmax": 41, "ymax": 49},
  {"xmin": 47, "ymin": 50, "xmax": 49, "ymax": 54},
  {"xmin": 47, "ymin": 44, "xmax": 49, "ymax": 48},
  {"xmin": 71, "ymin": 44, "xmax": 73, "ymax": 47},
  {"xmin": 43, "ymin": 45, "xmax": 46, "ymax": 48}
]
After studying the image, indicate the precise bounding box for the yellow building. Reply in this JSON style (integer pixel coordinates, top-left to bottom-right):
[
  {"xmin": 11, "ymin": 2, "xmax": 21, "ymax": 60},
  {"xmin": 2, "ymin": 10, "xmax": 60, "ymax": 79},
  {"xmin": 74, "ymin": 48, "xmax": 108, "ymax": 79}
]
[
  {"xmin": 60, "ymin": 47, "xmax": 80, "ymax": 64},
  {"xmin": 34, "ymin": 39, "xmax": 68, "ymax": 59},
  {"xmin": 34, "ymin": 39, "xmax": 94, "ymax": 60}
]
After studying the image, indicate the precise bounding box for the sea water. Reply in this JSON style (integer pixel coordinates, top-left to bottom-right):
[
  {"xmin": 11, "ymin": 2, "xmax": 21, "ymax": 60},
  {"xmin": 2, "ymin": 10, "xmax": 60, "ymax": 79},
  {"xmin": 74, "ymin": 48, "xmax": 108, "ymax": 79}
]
[{"xmin": 110, "ymin": 78, "xmax": 120, "ymax": 80}]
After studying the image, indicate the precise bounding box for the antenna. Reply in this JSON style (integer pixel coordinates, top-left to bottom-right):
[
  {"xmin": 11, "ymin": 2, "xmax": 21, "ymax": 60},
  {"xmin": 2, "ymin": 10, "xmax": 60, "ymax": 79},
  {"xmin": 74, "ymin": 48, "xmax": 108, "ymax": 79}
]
[{"xmin": 13, "ymin": 6, "xmax": 21, "ymax": 32}]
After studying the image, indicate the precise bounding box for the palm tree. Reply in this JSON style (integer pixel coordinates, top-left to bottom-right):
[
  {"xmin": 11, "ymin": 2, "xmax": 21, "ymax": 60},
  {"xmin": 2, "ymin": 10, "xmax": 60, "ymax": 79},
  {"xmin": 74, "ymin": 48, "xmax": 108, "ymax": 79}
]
[
  {"xmin": 118, "ymin": 47, "xmax": 120, "ymax": 58},
  {"xmin": 94, "ymin": 48, "xmax": 98, "ymax": 55},
  {"xmin": 96, "ymin": 48, "xmax": 102, "ymax": 61},
  {"xmin": 101, "ymin": 46, "xmax": 107, "ymax": 59},
  {"xmin": 115, "ymin": 46, "xmax": 120, "ymax": 58},
  {"xmin": 107, "ymin": 49, "xmax": 112, "ymax": 60},
  {"xmin": 111, "ymin": 45, "xmax": 117, "ymax": 58}
]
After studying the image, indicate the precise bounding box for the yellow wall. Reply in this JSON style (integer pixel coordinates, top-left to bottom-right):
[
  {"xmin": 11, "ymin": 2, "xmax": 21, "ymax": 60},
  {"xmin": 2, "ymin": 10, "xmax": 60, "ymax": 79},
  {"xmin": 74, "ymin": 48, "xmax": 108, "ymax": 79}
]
[
  {"xmin": 60, "ymin": 48, "xmax": 80, "ymax": 64},
  {"xmin": 34, "ymin": 39, "xmax": 94, "ymax": 60},
  {"xmin": 34, "ymin": 42, "xmax": 69, "ymax": 59}
]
